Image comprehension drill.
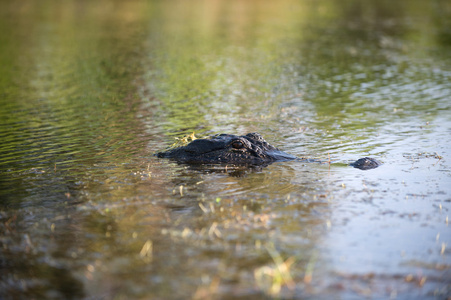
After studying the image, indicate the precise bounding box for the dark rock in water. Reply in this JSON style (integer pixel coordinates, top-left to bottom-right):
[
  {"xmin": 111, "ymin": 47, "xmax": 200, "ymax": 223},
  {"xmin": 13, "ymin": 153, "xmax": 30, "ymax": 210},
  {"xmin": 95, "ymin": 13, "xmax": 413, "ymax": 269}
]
[{"xmin": 349, "ymin": 157, "xmax": 382, "ymax": 170}]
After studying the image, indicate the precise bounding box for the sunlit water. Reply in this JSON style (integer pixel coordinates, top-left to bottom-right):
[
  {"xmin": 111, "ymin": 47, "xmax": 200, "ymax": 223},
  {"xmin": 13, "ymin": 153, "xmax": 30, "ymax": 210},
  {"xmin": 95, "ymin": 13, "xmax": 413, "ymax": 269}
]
[{"xmin": 1, "ymin": 1, "xmax": 450, "ymax": 299}]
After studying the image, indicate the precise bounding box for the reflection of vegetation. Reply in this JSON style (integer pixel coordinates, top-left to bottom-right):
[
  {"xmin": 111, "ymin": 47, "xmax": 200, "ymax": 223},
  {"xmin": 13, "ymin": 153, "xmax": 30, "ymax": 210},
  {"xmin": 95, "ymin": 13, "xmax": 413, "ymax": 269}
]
[
  {"xmin": 0, "ymin": 1, "xmax": 153, "ymax": 204},
  {"xmin": 0, "ymin": 1, "xmax": 151, "ymax": 171},
  {"xmin": 141, "ymin": 0, "xmax": 451, "ymax": 146},
  {"xmin": 143, "ymin": 1, "xmax": 309, "ymax": 135}
]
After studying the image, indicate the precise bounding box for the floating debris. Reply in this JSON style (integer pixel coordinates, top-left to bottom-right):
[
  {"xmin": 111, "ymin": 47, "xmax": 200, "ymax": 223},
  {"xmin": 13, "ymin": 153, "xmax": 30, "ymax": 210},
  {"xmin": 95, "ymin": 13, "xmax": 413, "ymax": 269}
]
[
  {"xmin": 139, "ymin": 240, "xmax": 153, "ymax": 263},
  {"xmin": 169, "ymin": 132, "xmax": 198, "ymax": 148}
]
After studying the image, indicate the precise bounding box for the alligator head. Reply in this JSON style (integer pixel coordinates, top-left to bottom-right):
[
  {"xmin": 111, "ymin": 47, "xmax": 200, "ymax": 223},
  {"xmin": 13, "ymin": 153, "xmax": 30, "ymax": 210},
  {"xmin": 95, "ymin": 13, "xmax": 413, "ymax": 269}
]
[{"xmin": 156, "ymin": 133, "xmax": 297, "ymax": 165}]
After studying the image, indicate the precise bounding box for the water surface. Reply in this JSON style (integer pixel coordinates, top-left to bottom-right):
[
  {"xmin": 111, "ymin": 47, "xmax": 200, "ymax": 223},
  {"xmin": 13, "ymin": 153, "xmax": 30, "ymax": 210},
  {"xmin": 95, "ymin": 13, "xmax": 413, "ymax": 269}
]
[{"xmin": 1, "ymin": 1, "xmax": 450, "ymax": 299}]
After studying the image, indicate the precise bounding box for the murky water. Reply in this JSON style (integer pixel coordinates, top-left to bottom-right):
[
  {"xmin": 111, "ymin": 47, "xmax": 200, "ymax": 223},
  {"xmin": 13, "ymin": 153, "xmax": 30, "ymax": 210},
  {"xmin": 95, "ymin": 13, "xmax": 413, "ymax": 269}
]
[{"xmin": 1, "ymin": 1, "xmax": 450, "ymax": 299}]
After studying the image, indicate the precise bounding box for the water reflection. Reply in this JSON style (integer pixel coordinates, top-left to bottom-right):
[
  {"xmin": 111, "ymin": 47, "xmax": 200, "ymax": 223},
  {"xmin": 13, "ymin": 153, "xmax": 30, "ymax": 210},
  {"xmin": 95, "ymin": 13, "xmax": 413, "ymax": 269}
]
[{"xmin": 1, "ymin": 0, "xmax": 450, "ymax": 299}]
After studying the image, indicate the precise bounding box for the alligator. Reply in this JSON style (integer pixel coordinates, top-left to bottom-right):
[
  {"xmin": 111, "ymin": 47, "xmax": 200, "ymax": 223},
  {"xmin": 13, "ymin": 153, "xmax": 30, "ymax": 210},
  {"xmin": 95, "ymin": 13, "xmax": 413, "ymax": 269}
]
[{"xmin": 156, "ymin": 132, "xmax": 381, "ymax": 170}]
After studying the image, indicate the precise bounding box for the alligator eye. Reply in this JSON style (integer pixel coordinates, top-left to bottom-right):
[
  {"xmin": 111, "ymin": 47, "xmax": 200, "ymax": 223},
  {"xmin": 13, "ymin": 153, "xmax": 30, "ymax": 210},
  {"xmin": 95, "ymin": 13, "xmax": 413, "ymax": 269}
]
[{"xmin": 231, "ymin": 140, "xmax": 244, "ymax": 149}]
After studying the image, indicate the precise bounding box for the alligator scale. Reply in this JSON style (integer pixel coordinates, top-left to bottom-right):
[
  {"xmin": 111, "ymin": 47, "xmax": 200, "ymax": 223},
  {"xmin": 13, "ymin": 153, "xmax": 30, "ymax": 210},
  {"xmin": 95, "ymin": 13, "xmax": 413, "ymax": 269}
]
[{"xmin": 156, "ymin": 132, "xmax": 381, "ymax": 170}]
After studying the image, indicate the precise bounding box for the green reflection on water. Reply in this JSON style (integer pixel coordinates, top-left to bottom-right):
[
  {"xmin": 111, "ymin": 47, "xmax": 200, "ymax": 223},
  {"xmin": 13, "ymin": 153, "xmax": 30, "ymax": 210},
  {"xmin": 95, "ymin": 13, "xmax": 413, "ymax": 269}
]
[
  {"xmin": 0, "ymin": 1, "xmax": 153, "ymax": 167},
  {"xmin": 0, "ymin": 1, "xmax": 155, "ymax": 208},
  {"xmin": 143, "ymin": 0, "xmax": 451, "ymax": 138}
]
